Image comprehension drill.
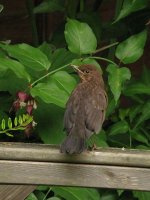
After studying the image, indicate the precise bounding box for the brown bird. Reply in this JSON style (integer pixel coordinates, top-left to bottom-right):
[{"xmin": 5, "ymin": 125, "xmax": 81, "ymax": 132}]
[{"xmin": 60, "ymin": 64, "xmax": 107, "ymax": 154}]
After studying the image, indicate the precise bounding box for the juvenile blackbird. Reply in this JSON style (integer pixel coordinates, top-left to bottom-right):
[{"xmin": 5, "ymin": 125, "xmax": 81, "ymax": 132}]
[{"xmin": 60, "ymin": 64, "xmax": 107, "ymax": 154}]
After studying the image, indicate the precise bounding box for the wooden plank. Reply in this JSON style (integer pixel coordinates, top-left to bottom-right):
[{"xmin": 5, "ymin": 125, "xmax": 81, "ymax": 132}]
[
  {"xmin": 0, "ymin": 142, "xmax": 149, "ymax": 167},
  {"xmin": 0, "ymin": 160, "xmax": 149, "ymax": 191},
  {"xmin": 0, "ymin": 185, "xmax": 36, "ymax": 200}
]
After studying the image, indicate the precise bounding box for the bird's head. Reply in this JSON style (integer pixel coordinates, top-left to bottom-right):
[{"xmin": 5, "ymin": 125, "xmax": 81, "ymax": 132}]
[{"xmin": 72, "ymin": 64, "xmax": 102, "ymax": 83}]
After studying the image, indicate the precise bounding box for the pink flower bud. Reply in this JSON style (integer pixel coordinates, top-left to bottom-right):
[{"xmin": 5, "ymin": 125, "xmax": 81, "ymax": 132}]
[
  {"xmin": 17, "ymin": 91, "xmax": 29, "ymax": 102},
  {"xmin": 26, "ymin": 105, "xmax": 33, "ymax": 115}
]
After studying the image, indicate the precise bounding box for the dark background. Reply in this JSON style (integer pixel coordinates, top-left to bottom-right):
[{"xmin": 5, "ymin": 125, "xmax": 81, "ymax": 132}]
[{"xmin": 0, "ymin": 0, "xmax": 150, "ymax": 78}]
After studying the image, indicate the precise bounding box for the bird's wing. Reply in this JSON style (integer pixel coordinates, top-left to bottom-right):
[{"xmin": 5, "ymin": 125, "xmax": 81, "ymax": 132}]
[
  {"xmin": 84, "ymin": 89, "xmax": 107, "ymax": 137},
  {"xmin": 64, "ymin": 88, "xmax": 80, "ymax": 134}
]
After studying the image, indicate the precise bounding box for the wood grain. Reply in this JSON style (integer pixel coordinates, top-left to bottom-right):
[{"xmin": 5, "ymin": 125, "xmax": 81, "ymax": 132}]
[
  {"xmin": 0, "ymin": 143, "xmax": 149, "ymax": 191},
  {"xmin": 0, "ymin": 142, "xmax": 149, "ymax": 167},
  {"xmin": 0, "ymin": 160, "xmax": 149, "ymax": 191},
  {"xmin": 0, "ymin": 185, "xmax": 36, "ymax": 200}
]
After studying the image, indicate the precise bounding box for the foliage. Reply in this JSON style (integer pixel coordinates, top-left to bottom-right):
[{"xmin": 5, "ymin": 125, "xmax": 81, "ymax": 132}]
[
  {"xmin": 0, "ymin": 0, "xmax": 150, "ymax": 200},
  {"xmin": 0, "ymin": 114, "xmax": 33, "ymax": 137}
]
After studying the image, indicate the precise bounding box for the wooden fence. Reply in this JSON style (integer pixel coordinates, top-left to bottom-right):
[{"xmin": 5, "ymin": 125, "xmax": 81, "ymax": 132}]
[{"xmin": 0, "ymin": 142, "xmax": 149, "ymax": 199}]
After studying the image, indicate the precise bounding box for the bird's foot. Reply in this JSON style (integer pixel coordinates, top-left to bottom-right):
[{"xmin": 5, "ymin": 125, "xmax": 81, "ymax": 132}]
[{"xmin": 88, "ymin": 143, "xmax": 97, "ymax": 151}]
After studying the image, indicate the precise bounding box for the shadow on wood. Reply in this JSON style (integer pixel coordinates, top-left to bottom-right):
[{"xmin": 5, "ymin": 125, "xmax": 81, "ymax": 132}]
[{"xmin": 0, "ymin": 142, "xmax": 149, "ymax": 192}]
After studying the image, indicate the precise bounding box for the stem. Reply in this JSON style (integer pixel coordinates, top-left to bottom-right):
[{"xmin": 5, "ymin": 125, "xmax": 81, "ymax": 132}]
[
  {"xmin": 30, "ymin": 55, "xmax": 117, "ymax": 88},
  {"xmin": 93, "ymin": 42, "xmax": 119, "ymax": 55},
  {"xmin": 89, "ymin": 56, "xmax": 117, "ymax": 66},
  {"xmin": 42, "ymin": 187, "xmax": 52, "ymax": 200},
  {"xmin": 26, "ymin": 0, "xmax": 39, "ymax": 46},
  {"xmin": 80, "ymin": 0, "xmax": 84, "ymax": 12},
  {"xmin": 31, "ymin": 63, "xmax": 71, "ymax": 87},
  {"xmin": 0, "ymin": 127, "xmax": 24, "ymax": 134},
  {"xmin": 129, "ymin": 132, "xmax": 132, "ymax": 148}
]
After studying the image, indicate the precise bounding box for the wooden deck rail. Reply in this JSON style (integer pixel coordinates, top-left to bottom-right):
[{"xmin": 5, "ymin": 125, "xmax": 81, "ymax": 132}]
[{"xmin": 0, "ymin": 142, "xmax": 150, "ymax": 197}]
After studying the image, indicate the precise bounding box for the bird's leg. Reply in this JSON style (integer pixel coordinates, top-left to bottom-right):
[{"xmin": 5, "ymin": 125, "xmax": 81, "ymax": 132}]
[
  {"xmin": 91, "ymin": 143, "xmax": 97, "ymax": 150},
  {"xmin": 87, "ymin": 136, "xmax": 98, "ymax": 151}
]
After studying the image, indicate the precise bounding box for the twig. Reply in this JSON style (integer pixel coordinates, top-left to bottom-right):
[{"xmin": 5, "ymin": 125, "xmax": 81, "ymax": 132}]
[
  {"xmin": 93, "ymin": 42, "xmax": 119, "ymax": 55},
  {"xmin": 30, "ymin": 63, "xmax": 70, "ymax": 87},
  {"xmin": 88, "ymin": 56, "xmax": 117, "ymax": 66}
]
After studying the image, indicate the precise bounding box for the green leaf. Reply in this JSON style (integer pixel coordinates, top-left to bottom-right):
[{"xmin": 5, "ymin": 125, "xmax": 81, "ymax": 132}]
[
  {"xmin": 34, "ymin": 191, "xmax": 45, "ymax": 200},
  {"xmin": 31, "ymin": 82, "xmax": 68, "ymax": 108},
  {"xmin": 18, "ymin": 116, "xmax": 23, "ymax": 125},
  {"xmin": 141, "ymin": 66, "xmax": 150, "ymax": 85},
  {"xmin": 133, "ymin": 191, "xmax": 150, "ymax": 200},
  {"xmin": 130, "ymin": 130, "xmax": 149, "ymax": 145},
  {"xmin": 25, "ymin": 193, "xmax": 38, "ymax": 200},
  {"xmin": 52, "ymin": 187, "xmax": 100, "ymax": 200},
  {"xmin": 31, "ymin": 71, "xmax": 76, "ymax": 108},
  {"xmin": 34, "ymin": 102, "xmax": 65, "ymax": 144},
  {"xmin": 115, "ymin": 30, "xmax": 147, "ymax": 64},
  {"xmin": 8, "ymin": 118, "xmax": 12, "ymax": 129},
  {"xmin": 136, "ymin": 145, "xmax": 150, "ymax": 150},
  {"xmin": 114, "ymin": 0, "xmax": 149, "ymax": 22},
  {"xmin": 23, "ymin": 114, "xmax": 27, "ymax": 122},
  {"xmin": 109, "ymin": 121, "xmax": 129, "ymax": 136},
  {"xmin": 47, "ymin": 198, "xmax": 61, "ymax": 200},
  {"xmin": 0, "ymin": 58, "xmax": 31, "ymax": 81},
  {"xmin": 78, "ymin": 12, "xmax": 101, "ymax": 42},
  {"xmin": 38, "ymin": 42, "xmax": 52, "ymax": 61},
  {"xmin": 101, "ymin": 191, "xmax": 118, "ymax": 200},
  {"xmin": 135, "ymin": 101, "xmax": 150, "ymax": 127},
  {"xmin": 65, "ymin": 19, "xmax": 97, "ymax": 55},
  {"xmin": 124, "ymin": 82, "xmax": 150, "ymax": 96},
  {"xmin": 128, "ymin": 95, "xmax": 144, "ymax": 104},
  {"xmin": 34, "ymin": 0, "xmax": 64, "ymax": 14},
  {"xmin": 129, "ymin": 104, "xmax": 143, "ymax": 122},
  {"xmin": 14, "ymin": 117, "xmax": 18, "ymax": 126},
  {"xmin": 36, "ymin": 185, "xmax": 50, "ymax": 191},
  {"xmin": 21, "ymin": 115, "xmax": 33, "ymax": 127},
  {"xmin": 117, "ymin": 189, "xmax": 124, "ymax": 196},
  {"xmin": 119, "ymin": 108, "xmax": 130, "ymax": 120},
  {"xmin": 107, "ymin": 64, "xmax": 131, "ymax": 103},
  {"xmin": 88, "ymin": 130, "xmax": 108, "ymax": 148},
  {"xmin": 106, "ymin": 97, "xmax": 118, "ymax": 118},
  {"xmin": 51, "ymin": 48, "xmax": 77, "ymax": 69},
  {"xmin": 5, "ymin": 132, "xmax": 13, "ymax": 137},
  {"xmin": 1, "ymin": 119, "xmax": 5, "ymax": 130},
  {"xmin": 0, "ymin": 43, "xmax": 51, "ymax": 71},
  {"xmin": 51, "ymin": 70, "xmax": 77, "ymax": 94},
  {"xmin": 0, "ymin": 71, "xmax": 28, "ymax": 94},
  {"xmin": 0, "ymin": 48, "xmax": 6, "ymax": 58}
]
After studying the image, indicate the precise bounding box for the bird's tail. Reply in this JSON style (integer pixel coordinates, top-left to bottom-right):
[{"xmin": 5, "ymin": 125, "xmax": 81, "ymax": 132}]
[{"xmin": 60, "ymin": 133, "xmax": 86, "ymax": 154}]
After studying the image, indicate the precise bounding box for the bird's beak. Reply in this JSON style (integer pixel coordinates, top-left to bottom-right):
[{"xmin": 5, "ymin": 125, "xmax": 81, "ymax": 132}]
[{"xmin": 71, "ymin": 65, "xmax": 84, "ymax": 75}]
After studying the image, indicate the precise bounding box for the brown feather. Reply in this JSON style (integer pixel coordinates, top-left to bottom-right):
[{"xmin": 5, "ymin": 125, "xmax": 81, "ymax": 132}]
[{"xmin": 61, "ymin": 64, "xmax": 107, "ymax": 154}]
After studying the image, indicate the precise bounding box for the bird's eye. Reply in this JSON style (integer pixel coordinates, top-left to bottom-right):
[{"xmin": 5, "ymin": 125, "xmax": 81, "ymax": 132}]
[{"xmin": 85, "ymin": 70, "xmax": 89, "ymax": 74}]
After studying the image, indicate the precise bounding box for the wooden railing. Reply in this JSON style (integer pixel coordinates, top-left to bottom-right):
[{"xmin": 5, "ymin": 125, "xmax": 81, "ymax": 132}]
[{"xmin": 0, "ymin": 142, "xmax": 149, "ymax": 199}]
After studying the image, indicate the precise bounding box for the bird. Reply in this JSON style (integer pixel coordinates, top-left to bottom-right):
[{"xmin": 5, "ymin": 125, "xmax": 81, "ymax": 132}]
[{"xmin": 60, "ymin": 64, "xmax": 107, "ymax": 154}]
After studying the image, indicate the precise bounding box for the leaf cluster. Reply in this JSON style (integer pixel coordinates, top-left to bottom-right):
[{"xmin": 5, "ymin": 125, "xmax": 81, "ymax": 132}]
[{"xmin": 0, "ymin": 114, "xmax": 33, "ymax": 137}]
